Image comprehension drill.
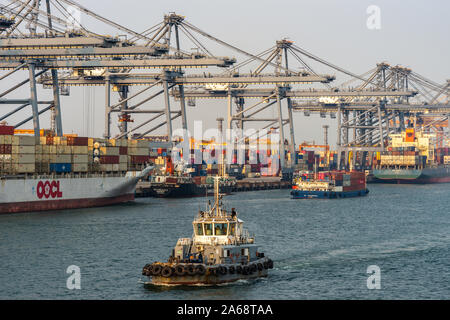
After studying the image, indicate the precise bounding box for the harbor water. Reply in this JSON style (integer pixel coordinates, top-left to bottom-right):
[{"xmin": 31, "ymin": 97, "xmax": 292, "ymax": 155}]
[{"xmin": 0, "ymin": 184, "xmax": 449, "ymax": 300}]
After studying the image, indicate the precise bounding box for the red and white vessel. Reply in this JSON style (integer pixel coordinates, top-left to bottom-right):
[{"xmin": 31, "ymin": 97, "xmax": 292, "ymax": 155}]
[{"xmin": 0, "ymin": 166, "xmax": 152, "ymax": 214}]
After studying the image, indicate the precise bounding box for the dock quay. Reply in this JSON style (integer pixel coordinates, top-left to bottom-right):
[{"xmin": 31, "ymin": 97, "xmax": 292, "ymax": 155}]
[{"xmin": 135, "ymin": 177, "xmax": 291, "ymax": 197}]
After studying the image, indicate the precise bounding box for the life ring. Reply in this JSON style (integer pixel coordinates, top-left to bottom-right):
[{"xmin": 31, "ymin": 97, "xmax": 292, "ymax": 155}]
[
  {"xmin": 218, "ymin": 266, "xmax": 227, "ymax": 275},
  {"xmin": 236, "ymin": 265, "xmax": 243, "ymax": 274},
  {"xmin": 257, "ymin": 263, "xmax": 263, "ymax": 271},
  {"xmin": 152, "ymin": 264, "xmax": 162, "ymax": 276},
  {"xmin": 186, "ymin": 264, "xmax": 196, "ymax": 276},
  {"xmin": 228, "ymin": 265, "xmax": 235, "ymax": 274},
  {"xmin": 161, "ymin": 266, "xmax": 173, "ymax": 278},
  {"xmin": 195, "ymin": 265, "xmax": 206, "ymax": 275},
  {"xmin": 175, "ymin": 264, "xmax": 185, "ymax": 276}
]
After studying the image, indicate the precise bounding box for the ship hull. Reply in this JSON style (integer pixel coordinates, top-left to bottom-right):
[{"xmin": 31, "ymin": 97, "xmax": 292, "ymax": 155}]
[
  {"xmin": 0, "ymin": 169, "xmax": 151, "ymax": 214},
  {"xmin": 148, "ymin": 269, "xmax": 268, "ymax": 286},
  {"xmin": 291, "ymin": 189, "xmax": 369, "ymax": 199},
  {"xmin": 145, "ymin": 258, "xmax": 270, "ymax": 286},
  {"xmin": 149, "ymin": 183, "xmax": 233, "ymax": 198},
  {"xmin": 373, "ymin": 166, "xmax": 450, "ymax": 184}
]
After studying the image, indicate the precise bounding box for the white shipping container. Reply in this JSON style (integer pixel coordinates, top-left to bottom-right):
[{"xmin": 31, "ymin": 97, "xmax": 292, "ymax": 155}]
[
  {"xmin": 12, "ymin": 135, "xmax": 36, "ymax": 146},
  {"xmin": 100, "ymin": 164, "xmax": 113, "ymax": 171},
  {"xmin": 0, "ymin": 154, "xmax": 11, "ymax": 161},
  {"xmin": 119, "ymin": 155, "xmax": 127, "ymax": 163},
  {"xmin": 72, "ymin": 163, "xmax": 88, "ymax": 172},
  {"xmin": 129, "ymin": 139, "xmax": 148, "ymax": 148},
  {"xmin": 56, "ymin": 145, "xmax": 72, "ymax": 154},
  {"xmin": 11, "ymin": 146, "xmax": 36, "ymax": 154},
  {"xmin": 128, "ymin": 147, "xmax": 149, "ymax": 156},
  {"xmin": 13, "ymin": 163, "xmax": 35, "ymax": 173},
  {"xmin": 100, "ymin": 147, "xmax": 119, "ymax": 156},
  {"xmin": 72, "ymin": 154, "xmax": 89, "ymax": 163},
  {"xmin": 11, "ymin": 153, "xmax": 35, "ymax": 164},
  {"xmin": 71, "ymin": 146, "xmax": 89, "ymax": 154},
  {"xmin": 119, "ymin": 163, "xmax": 128, "ymax": 171},
  {"xmin": 50, "ymin": 154, "xmax": 72, "ymax": 163}
]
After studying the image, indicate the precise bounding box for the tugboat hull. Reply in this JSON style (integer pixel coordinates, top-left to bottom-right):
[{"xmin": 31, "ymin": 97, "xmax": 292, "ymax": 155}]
[
  {"xmin": 149, "ymin": 269, "xmax": 268, "ymax": 286},
  {"xmin": 143, "ymin": 258, "xmax": 272, "ymax": 286}
]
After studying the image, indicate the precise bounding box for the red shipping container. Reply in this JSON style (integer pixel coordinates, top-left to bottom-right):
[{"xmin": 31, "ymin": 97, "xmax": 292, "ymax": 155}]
[
  {"xmin": 119, "ymin": 147, "xmax": 128, "ymax": 155},
  {"xmin": 46, "ymin": 137, "xmax": 54, "ymax": 145},
  {"xmin": 100, "ymin": 156, "xmax": 119, "ymax": 164},
  {"xmin": 0, "ymin": 126, "xmax": 14, "ymax": 135},
  {"xmin": 1, "ymin": 144, "xmax": 12, "ymax": 154},
  {"xmin": 131, "ymin": 155, "xmax": 150, "ymax": 164},
  {"xmin": 74, "ymin": 137, "xmax": 89, "ymax": 146}
]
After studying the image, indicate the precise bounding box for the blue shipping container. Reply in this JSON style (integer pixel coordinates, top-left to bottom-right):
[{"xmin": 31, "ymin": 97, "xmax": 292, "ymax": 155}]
[{"xmin": 50, "ymin": 163, "xmax": 72, "ymax": 173}]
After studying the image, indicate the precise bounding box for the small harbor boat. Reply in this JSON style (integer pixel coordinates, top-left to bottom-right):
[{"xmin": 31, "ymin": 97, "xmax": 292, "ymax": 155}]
[{"xmin": 291, "ymin": 170, "xmax": 369, "ymax": 199}]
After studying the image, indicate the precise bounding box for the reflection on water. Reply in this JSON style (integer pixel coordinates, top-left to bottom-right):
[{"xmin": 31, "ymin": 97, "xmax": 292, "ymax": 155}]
[{"xmin": 0, "ymin": 183, "xmax": 449, "ymax": 299}]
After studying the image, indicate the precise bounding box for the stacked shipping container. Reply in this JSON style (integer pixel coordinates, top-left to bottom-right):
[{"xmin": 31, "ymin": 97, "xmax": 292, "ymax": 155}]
[{"xmin": 0, "ymin": 125, "xmax": 152, "ymax": 175}]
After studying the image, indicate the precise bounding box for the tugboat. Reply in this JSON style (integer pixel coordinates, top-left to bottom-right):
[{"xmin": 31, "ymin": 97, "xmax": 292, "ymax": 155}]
[{"xmin": 141, "ymin": 176, "xmax": 273, "ymax": 285}]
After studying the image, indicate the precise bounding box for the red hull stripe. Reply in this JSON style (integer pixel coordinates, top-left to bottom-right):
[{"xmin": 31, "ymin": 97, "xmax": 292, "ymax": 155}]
[{"xmin": 0, "ymin": 194, "xmax": 135, "ymax": 214}]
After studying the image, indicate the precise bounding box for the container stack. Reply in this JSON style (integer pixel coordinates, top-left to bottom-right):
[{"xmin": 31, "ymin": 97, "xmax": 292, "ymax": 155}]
[
  {"xmin": 11, "ymin": 135, "xmax": 36, "ymax": 173},
  {"xmin": 0, "ymin": 125, "xmax": 14, "ymax": 174},
  {"xmin": 380, "ymin": 147, "xmax": 421, "ymax": 167},
  {"xmin": 69, "ymin": 136, "xmax": 89, "ymax": 173},
  {"xmin": 128, "ymin": 139, "xmax": 150, "ymax": 170}
]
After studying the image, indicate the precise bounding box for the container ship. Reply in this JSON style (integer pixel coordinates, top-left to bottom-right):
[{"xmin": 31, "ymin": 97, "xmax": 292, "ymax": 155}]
[
  {"xmin": 0, "ymin": 125, "xmax": 153, "ymax": 214},
  {"xmin": 291, "ymin": 171, "xmax": 369, "ymax": 199},
  {"xmin": 373, "ymin": 128, "xmax": 450, "ymax": 184}
]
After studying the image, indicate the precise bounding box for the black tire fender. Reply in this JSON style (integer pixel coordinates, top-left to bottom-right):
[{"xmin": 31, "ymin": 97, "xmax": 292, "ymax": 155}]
[
  {"xmin": 152, "ymin": 264, "xmax": 162, "ymax": 276},
  {"xmin": 175, "ymin": 264, "xmax": 185, "ymax": 276},
  {"xmin": 161, "ymin": 266, "xmax": 173, "ymax": 278},
  {"xmin": 196, "ymin": 265, "xmax": 206, "ymax": 275}
]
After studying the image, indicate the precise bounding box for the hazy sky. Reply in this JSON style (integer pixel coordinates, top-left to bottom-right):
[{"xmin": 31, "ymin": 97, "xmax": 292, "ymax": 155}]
[{"xmin": 2, "ymin": 0, "xmax": 449, "ymax": 147}]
